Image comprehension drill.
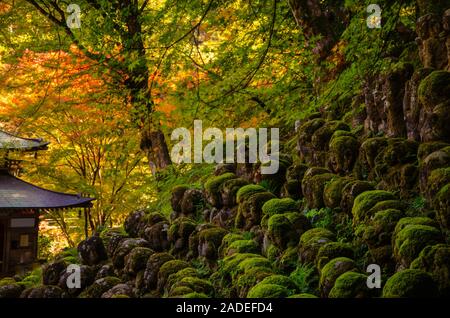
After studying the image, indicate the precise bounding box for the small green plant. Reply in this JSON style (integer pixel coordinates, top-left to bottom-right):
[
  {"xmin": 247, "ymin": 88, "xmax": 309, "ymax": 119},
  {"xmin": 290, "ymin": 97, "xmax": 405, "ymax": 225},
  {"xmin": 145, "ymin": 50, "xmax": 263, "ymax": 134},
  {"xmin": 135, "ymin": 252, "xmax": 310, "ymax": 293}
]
[
  {"xmin": 410, "ymin": 196, "xmax": 426, "ymax": 210},
  {"xmin": 289, "ymin": 264, "xmax": 318, "ymax": 295},
  {"xmin": 304, "ymin": 207, "xmax": 334, "ymax": 229}
]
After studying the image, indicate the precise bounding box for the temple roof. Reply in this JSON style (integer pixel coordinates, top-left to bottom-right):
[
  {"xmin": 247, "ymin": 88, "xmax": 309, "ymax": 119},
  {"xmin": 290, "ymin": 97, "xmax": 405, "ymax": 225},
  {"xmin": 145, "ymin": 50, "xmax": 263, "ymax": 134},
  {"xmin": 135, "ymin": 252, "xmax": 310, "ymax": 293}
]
[
  {"xmin": 0, "ymin": 130, "xmax": 49, "ymax": 151},
  {"xmin": 0, "ymin": 172, "xmax": 93, "ymax": 210}
]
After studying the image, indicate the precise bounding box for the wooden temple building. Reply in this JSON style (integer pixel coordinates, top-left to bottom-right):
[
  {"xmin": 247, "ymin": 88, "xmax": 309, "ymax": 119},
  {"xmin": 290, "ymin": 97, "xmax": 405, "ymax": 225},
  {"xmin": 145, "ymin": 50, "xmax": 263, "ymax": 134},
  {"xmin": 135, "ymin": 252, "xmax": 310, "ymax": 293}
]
[{"xmin": 0, "ymin": 129, "xmax": 94, "ymax": 276}]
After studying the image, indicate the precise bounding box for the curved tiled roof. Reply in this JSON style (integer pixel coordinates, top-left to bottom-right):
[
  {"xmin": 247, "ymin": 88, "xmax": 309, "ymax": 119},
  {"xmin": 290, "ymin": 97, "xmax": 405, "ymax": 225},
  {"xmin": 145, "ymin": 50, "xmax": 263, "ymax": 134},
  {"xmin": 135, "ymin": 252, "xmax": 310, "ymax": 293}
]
[
  {"xmin": 0, "ymin": 130, "xmax": 49, "ymax": 151},
  {"xmin": 0, "ymin": 172, "xmax": 94, "ymax": 210}
]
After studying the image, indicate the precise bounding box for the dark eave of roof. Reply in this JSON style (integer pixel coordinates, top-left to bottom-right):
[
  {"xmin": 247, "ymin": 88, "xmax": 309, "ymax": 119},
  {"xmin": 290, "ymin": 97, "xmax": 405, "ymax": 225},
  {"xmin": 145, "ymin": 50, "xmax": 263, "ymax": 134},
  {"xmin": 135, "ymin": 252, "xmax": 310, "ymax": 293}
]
[
  {"xmin": 0, "ymin": 130, "xmax": 50, "ymax": 152},
  {"xmin": 0, "ymin": 172, "xmax": 94, "ymax": 210}
]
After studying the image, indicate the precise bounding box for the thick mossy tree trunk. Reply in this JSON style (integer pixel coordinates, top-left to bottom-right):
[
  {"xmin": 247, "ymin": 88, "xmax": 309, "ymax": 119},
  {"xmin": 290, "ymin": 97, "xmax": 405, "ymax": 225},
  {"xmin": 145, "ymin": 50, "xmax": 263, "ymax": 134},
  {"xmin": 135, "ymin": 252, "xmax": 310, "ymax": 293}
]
[{"xmin": 119, "ymin": 1, "xmax": 172, "ymax": 173}]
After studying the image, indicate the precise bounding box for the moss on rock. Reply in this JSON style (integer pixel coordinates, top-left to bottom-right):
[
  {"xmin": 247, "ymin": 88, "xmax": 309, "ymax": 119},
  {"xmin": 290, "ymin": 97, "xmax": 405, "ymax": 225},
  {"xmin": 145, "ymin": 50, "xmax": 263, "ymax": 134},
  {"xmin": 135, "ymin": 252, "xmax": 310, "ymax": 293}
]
[
  {"xmin": 236, "ymin": 185, "xmax": 267, "ymax": 204},
  {"xmin": 382, "ymin": 269, "xmax": 438, "ymax": 298},
  {"xmin": 315, "ymin": 242, "xmax": 354, "ymax": 271},
  {"xmin": 323, "ymin": 177, "xmax": 354, "ymax": 209},
  {"xmin": 266, "ymin": 212, "xmax": 310, "ymax": 250},
  {"xmin": 340, "ymin": 180, "xmax": 375, "ymax": 214},
  {"xmin": 225, "ymin": 239, "xmax": 259, "ymax": 256},
  {"xmin": 298, "ymin": 228, "xmax": 336, "ymax": 264},
  {"xmin": 393, "ymin": 224, "xmax": 442, "ymax": 268},
  {"xmin": 261, "ymin": 198, "xmax": 299, "ymax": 217},
  {"xmin": 157, "ymin": 260, "xmax": 190, "ymax": 293},
  {"xmin": 171, "ymin": 185, "xmax": 190, "ymax": 212},
  {"xmin": 351, "ymin": 190, "xmax": 396, "ymax": 226},
  {"xmin": 235, "ymin": 192, "xmax": 276, "ymax": 230},
  {"xmin": 204, "ymin": 173, "xmax": 237, "ymax": 207},
  {"xmin": 302, "ymin": 173, "xmax": 337, "ymax": 209},
  {"xmin": 434, "ymin": 183, "xmax": 450, "ymax": 231},
  {"xmin": 410, "ymin": 244, "xmax": 450, "ymax": 296},
  {"xmin": 328, "ymin": 135, "xmax": 359, "ymax": 175},
  {"xmin": 328, "ymin": 272, "xmax": 373, "ymax": 298},
  {"xmin": 319, "ymin": 257, "xmax": 357, "ymax": 297},
  {"xmin": 288, "ymin": 293, "xmax": 318, "ymax": 298},
  {"xmin": 220, "ymin": 178, "xmax": 249, "ymax": 206},
  {"xmin": 356, "ymin": 209, "xmax": 404, "ymax": 248},
  {"xmin": 247, "ymin": 283, "xmax": 290, "ymax": 298},
  {"xmin": 418, "ymin": 71, "xmax": 450, "ymax": 111}
]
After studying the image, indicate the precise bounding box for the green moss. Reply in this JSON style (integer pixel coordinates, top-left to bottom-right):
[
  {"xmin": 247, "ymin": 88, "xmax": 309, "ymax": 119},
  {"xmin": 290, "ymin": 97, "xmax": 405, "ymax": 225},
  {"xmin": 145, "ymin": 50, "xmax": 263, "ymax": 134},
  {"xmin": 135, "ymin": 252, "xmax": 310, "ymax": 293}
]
[
  {"xmin": 0, "ymin": 278, "xmax": 16, "ymax": 287},
  {"xmin": 382, "ymin": 269, "xmax": 438, "ymax": 298},
  {"xmin": 247, "ymin": 283, "xmax": 290, "ymax": 298},
  {"xmin": 198, "ymin": 227, "xmax": 228, "ymax": 247},
  {"xmin": 182, "ymin": 292, "xmax": 209, "ymax": 298},
  {"xmin": 340, "ymin": 180, "xmax": 375, "ymax": 213},
  {"xmin": 297, "ymin": 118, "xmax": 326, "ymax": 144},
  {"xmin": 221, "ymin": 178, "xmax": 249, "ymax": 205},
  {"xmin": 332, "ymin": 130, "xmax": 355, "ymax": 139},
  {"xmin": 418, "ymin": 71, "xmax": 450, "ymax": 110},
  {"xmin": 393, "ymin": 224, "xmax": 442, "ymax": 267},
  {"xmin": 235, "ymin": 267, "xmax": 274, "ymax": 296},
  {"xmin": 79, "ymin": 276, "xmax": 121, "ymax": 298},
  {"xmin": 283, "ymin": 163, "xmax": 308, "ymax": 200},
  {"xmin": 351, "ymin": 190, "xmax": 396, "ymax": 225},
  {"xmin": 168, "ymin": 217, "xmax": 197, "ymax": 241},
  {"xmin": 434, "ymin": 184, "xmax": 450, "ymax": 231},
  {"xmin": 260, "ymin": 157, "xmax": 291, "ymax": 195},
  {"xmin": 225, "ymin": 239, "xmax": 259, "ymax": 256},
  {"xmin": 166, "ymin": 267, "xmax": 198, "ymax": 290},
  {"xmin": 367, "ymin": 200, "xmax": 407, "ymax": 215},
  {"xmin": 328, "ymin": 136, "xmax": 359, "ymax": 174},
  {"xmin": 267, "ymin": 214, "xmax": 300, "ymax": 249},
  {"xmin": 393, "ymin": 217, "xmax": 439, "ymax": 239},
  {"xmin": 298, "ymin": 228, "xmax": 336, "ymax": 264},
  {"xmin": 261, "ymin": 198, "xmax": 299, "ymax": 217},
  {"xmin": 276, "ymin": 246, "xmax": 299, "ymax": 272},
  {"xmin": 157, "ymin": 260, "xmax": 190, "ymax": 292},
  {"xmin": 259, "ymin": 275, "xmax": 297, "ymax": 291},
  {"xmin": 205, "ymin": 173, "xmax": 236, "ymax": 194},
  {"xmin": 235, "ymin": 192, "xmax": 277, "ymax": 230},
  {"xmin": 219, "ymin": 233, "xmax": 244, "ymax": 257},
  {"xmin": 323, "ymin": 177, "xmax": 353, "ymax": 209},
  {"xmin": 264, "ymin": 244, "xmax": 280, "ymax": 261},
  {"xmin": 219, "ymin": 253, "xmax": 262, "ymax": 278},
  {"xmin": 111, "ymin": 294, "xmax": 130, "ymax": 298},
  {"xmin": 410, "ymin": 244, "xmax": 450, "ymax": 296},
  {"xmin": 288, "ymin": 293, "xmax": 318, "ymax": 298},
  {"xmin": 311, "ymin": 121, "xmax": 350, "ymax": 150},
  {"xmin": 169, "ymin": 286, "xmax": 194, "ymax": 297},
  {"xmin": 302, "ymin": 173, "xmax": 336, "ymax": 209},
  {"xmin": 319, "ymin": 257, "xmax": 357, "ymax": 297},
  {"xmin": 418, "ymin": 142, "xmax": 449, "ymax": 163},
  {"xmin": 357, "ymin": 209, "xmax": 404, "ymax": 247},
  {"xmin": 172, "ymin": 277, "xmax": 213, "ymax": 296},
  {"xmin": 236, "ymin": 257, "xmax": 272, "ymax": 275},
  {"xmin": 316, "ymin": 242, "xmax": 354, "ymax": 271},
  {"xmin": 328, "ymin": 272, "xmax": 372, "ymax": 298}
]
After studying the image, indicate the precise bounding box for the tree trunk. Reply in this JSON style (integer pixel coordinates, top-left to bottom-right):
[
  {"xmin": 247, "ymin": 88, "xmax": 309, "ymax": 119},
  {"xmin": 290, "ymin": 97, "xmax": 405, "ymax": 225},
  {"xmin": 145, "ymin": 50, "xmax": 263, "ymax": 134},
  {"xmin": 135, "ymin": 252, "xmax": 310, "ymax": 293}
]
[
  {"xmin": 288, "ymin": 0, "xmax": 348, "ymax": 61},
  {"xmin": 120, "ymin": 0, "xmax": 172, "ymax": 172}
]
